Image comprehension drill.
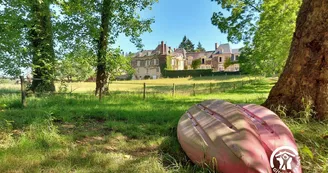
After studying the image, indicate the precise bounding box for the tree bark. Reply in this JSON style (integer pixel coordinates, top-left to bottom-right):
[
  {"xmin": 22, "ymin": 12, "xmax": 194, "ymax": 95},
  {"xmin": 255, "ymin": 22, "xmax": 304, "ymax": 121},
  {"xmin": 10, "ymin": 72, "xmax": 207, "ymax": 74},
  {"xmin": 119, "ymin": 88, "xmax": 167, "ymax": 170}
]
[
  {"xmin": 29, "ymin": 0, "xmax": 56, "ymax": 92},
  {"xmin": 95, "ymin": 0, "xmax": 111, "ymax": 97},
  {"xmin": 263, "ymin": 0, "xmax": 328, "ymax": 120}
]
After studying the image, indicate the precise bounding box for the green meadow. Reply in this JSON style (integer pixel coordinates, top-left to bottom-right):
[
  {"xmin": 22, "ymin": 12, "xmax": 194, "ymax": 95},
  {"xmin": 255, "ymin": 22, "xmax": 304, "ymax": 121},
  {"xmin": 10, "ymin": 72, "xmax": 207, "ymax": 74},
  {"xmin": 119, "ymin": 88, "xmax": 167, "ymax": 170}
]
[{"xmin": 0, "ymin": 76, "xmax": 327, "ymax": 173}]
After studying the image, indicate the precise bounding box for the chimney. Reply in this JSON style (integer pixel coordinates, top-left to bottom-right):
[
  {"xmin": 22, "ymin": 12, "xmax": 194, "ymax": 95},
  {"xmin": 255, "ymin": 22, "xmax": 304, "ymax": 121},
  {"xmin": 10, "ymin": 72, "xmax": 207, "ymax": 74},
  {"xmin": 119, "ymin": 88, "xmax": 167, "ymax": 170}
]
[
  {"xmin": 215, "ymin": 43, "xmax": 218, "ymax": 50},
  {"xmin": 164, "ymin": 43, "xmax": 167, "ymax": 55},
  {"xmin": 169, "ymin": 47, "xmax": 172, "ymax": 53},
  {"xmin": 161, "ymin": 41, "xmax": 164, "ymax": 55}
]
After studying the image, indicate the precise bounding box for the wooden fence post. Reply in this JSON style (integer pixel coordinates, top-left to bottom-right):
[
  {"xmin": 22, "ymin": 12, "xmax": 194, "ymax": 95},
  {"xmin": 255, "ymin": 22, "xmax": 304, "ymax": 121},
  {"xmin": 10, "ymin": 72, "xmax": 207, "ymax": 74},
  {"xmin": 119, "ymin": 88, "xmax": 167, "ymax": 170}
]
[
  {"xmin": 143, "ymin": 83, "xmax": 146, "ymax": 100},
  {"xmin": 172, "ymin": 83, "xmax": 175, "ymax": 97},
  {"xmin": 20, "ymin": 76, "xmax": 26, "ymax": 107},
  {"xmin": 193, "ymin": 83, "xmax": 196, "ymax": 96}
]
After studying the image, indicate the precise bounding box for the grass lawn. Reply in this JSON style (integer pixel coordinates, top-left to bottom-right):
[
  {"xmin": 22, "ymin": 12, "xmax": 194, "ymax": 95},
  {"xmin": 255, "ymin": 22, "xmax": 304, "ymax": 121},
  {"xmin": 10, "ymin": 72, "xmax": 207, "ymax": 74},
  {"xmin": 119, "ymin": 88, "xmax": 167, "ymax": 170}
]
[{"xmin": 0, "ymin": 76, "xmax": 327, "ymax": 173}]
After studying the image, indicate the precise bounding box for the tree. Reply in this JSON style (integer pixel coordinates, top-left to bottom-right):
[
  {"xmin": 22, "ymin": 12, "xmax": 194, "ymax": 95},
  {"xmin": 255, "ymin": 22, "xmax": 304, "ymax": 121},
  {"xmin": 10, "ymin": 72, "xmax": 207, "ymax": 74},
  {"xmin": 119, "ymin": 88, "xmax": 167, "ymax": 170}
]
[
  {"xmin": 263, "ymin": 0, "xmax": 328, "ymax": 120},
  {"xmin": 28, "ymin": 0, "xmax": 56, "ymax": 92},
  {"xmin": 195, "ymin": 42, "xmax": 206, "ymax": 52},
  {"xmin": 211, "ymin": 0, "xmax": 262, "ymax": 44},
  {"xmin": 178, "ymin": 36, "xmax": 188, "ymax": 49},
  {"xmin": 241, "ymin": 0, "xmax": 301, "ymax": 76},
  {"xmin": 0, "ymin": 0, "xmax": 56, "ymax": 92},
  {"xmin": 191, "ymin": 59, "xmax": 201, "ymax": 69},
  {"xmin": 212, "ymin": 0, "xmax": 301, "ymax": 76},
  {"xmin": 223, "ymin": 58, "xmax": 233, "ymax": 69},
  {"xmin": 213, "ymin": 0, "xmax": 328, "ymax": 119},
  {"xmin": 57, "ymin": 46, "xmax": 95, "ymax": 82},
  {"xmin": 105, "ymin": 48, "xmax": 134, "ymax": 82},
  {"xmin": 59, "ymin": 0, "xmax": 156, "ymax": 97},
  {"xmin": 178, "ymin": 36, "xmax": 195, "ymax": 52}
]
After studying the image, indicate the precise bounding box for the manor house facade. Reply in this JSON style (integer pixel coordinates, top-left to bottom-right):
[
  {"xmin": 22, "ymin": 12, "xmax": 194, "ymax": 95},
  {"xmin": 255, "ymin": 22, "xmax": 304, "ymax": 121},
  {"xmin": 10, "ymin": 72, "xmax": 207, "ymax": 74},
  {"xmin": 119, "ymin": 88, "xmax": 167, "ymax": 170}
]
[{"xmin": 131, "ymin": 41, "xmax": 240, "ymax": 79}]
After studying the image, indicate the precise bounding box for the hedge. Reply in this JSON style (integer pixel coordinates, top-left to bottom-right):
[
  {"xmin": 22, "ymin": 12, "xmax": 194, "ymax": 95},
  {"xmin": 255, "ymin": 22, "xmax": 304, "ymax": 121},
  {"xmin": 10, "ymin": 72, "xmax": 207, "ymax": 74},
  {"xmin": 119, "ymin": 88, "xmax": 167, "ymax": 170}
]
[{"xmin": 163, "ymin": 69, "xmax": 241, "ymax": 78}]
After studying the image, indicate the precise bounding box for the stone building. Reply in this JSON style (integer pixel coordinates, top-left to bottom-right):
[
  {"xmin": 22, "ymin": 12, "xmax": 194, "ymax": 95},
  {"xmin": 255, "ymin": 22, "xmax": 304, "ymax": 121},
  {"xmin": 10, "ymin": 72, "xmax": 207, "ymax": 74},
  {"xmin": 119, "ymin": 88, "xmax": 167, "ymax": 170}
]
[
  {"xmin": 185, "ymin": 43, "xmax": 240, "ymax": 72},
  {"xmin": 131, "ymin": 41, "xmax": 240, "ymax": 79},
  {"xmin": 131, "ymin": 41, "xmax": 184, "ymax": 79}
]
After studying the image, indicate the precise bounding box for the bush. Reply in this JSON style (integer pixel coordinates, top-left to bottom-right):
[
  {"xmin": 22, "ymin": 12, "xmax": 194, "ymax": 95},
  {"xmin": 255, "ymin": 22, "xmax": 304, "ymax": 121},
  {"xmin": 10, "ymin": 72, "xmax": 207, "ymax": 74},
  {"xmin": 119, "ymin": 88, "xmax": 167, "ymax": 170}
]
[
  {"xmin": 191, "ymin": 59, "xmax": 201, "ymax": 69},
  {"xmin": 144, "ymin": 75, "xmax": 151, "ymax": 79},
  {"xmin": 163, "ymin": 69, "xmax": 241, "ymax": 78}
]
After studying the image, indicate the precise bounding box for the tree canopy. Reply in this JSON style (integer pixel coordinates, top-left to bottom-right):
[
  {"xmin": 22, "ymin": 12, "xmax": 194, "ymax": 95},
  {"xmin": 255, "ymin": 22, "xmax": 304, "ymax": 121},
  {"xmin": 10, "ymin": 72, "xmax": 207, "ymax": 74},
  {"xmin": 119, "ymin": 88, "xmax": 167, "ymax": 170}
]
[
  {"xmin": 212, "ymin": 0, "xmax": 301, "ymax": 76},
  {"xmin": 178, "ymin": 36, "xmax": 195, "ymax": 52},
  {"xmin": 195, "ymin": 42, "xmax": 206, "ymax": 52},
  {"xmin": 0, "ymin": 0, "xmax": 156, "ymax": 94}
]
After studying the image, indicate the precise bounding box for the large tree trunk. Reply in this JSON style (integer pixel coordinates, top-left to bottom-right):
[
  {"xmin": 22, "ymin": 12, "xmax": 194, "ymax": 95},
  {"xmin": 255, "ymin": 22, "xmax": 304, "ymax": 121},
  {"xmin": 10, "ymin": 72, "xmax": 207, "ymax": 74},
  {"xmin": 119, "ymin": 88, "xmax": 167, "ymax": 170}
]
[
  {"xmin": 29, "ymin": 0, "xmax": 56, "ymax": 92},
  {"xmin": 263, "ymin": 0, "xmax": 328, "ymax": 120},
  {"xmin": 95, "ymin": 0, "xmax": 111, "ymax": 97}
]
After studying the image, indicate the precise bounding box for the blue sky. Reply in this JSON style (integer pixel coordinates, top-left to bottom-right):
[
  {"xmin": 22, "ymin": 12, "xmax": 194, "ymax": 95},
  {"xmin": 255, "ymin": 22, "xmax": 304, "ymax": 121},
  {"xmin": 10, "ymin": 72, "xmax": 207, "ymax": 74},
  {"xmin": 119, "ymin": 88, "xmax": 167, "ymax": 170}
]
[{"xmin": 115, "ymin": 0, "xmax": 244, "ymax": 53}]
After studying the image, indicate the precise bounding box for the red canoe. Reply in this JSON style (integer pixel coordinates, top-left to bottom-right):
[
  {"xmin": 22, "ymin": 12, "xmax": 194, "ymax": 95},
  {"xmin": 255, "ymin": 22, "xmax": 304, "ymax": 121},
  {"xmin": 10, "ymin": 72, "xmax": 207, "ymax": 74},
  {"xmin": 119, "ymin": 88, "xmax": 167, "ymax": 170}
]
[{"xmin": 177, "ymin": 100, "xmax": 301, "ymax": 173}]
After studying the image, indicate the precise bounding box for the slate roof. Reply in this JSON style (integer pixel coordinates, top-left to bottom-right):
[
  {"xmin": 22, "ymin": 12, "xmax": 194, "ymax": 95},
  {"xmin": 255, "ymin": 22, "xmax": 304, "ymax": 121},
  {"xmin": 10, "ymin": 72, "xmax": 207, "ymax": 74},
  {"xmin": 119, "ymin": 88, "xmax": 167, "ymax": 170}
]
[
  {"xmin": 174, "ymin": 48, "xmax": 187, "ymax": 58},
  {"xmin": 186, "ymin": 51, "xmax": 214, "ymax": 60},
  {"xmin": 213, "ymin": 43, "xmax": 232, "ymax": 54},
  {"xmin": 132, "ymin": 43, "xmax": 241, "ymax": 59},
  {"xmin": 133, "ymin": 43, "xmax": 169, "ymax": 58},
  {"xmin": 232, "ymin": 48, "xmax": 240, "ymax": 54}
]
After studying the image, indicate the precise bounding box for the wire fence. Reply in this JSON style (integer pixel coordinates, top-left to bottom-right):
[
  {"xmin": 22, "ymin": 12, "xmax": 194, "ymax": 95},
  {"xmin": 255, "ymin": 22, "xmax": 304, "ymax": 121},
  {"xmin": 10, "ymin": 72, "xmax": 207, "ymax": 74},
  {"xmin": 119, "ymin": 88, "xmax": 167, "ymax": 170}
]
[{"xmin": 0, "ymin": 75, "xmax": 262, "ymax": 107}]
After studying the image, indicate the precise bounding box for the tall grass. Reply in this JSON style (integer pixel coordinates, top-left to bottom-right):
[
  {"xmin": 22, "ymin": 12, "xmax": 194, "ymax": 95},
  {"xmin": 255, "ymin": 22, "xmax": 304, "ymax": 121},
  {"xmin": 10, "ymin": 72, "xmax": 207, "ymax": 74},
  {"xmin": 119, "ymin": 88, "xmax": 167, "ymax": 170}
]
[{"xmin": 0, "ymin": 77, "xmax": 327, "ymax": 172}]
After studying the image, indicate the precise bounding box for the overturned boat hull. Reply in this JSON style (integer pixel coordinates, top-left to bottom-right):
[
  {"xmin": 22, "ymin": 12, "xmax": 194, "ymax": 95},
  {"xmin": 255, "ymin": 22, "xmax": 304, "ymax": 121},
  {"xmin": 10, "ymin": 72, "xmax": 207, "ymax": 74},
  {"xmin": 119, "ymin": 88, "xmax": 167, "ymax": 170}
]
[{"xmin": 177, "ymin": 100, "xmax": 301, "ymax": 173}]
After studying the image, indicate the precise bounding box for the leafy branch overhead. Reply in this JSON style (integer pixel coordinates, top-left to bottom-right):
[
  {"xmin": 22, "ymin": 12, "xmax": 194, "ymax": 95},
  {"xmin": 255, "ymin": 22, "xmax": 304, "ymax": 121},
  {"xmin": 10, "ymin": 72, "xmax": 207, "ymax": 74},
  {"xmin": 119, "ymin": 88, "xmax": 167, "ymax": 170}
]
[
  {"xmin": 212, "ymin": 0, "xmax": 301, "ymax": 76},
  {"xmin": 211, "ymin": 0, "xmax": 262, "ymax": 44},
  {"xmin": 57, "ymin": 0, "xmax": 157, "ymax": 52}
]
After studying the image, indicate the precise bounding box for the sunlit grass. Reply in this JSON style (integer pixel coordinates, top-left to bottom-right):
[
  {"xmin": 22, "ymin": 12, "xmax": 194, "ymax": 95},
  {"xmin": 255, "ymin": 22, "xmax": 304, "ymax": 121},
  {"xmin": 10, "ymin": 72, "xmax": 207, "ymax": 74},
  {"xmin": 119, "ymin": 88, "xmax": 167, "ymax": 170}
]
[{"xmin": 0, "ymin": 76, "xmax": 327, "ymax": 173}]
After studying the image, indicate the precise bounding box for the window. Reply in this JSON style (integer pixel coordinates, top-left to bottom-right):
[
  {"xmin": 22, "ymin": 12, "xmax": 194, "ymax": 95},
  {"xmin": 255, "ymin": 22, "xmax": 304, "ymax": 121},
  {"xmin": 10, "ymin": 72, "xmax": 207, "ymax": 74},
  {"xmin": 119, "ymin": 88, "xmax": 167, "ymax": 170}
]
[
  {"xmin": 236, "ymin": 55, "xmax": 239, "ymax": 60},
  {"xmin": 154, "ymin": 59, "xmax": 159, "ymax": 65},
  {"xmin": 137, "ymin": 61, "xmax": 140, "ymax": 67},
  {"xmin": 219, "ymin": 57, "xmax": 222, "ymax": 62},
  {"xmin": 156, "ymin": 67, "xmax": 160, "ymax": 72},
  {"xmin": 231, "ymin": 54, "xmax": 235, "ymax": 61},
  {"xmin": 202, "ymin": 58, "xmax": 205, "ymax": 64}
]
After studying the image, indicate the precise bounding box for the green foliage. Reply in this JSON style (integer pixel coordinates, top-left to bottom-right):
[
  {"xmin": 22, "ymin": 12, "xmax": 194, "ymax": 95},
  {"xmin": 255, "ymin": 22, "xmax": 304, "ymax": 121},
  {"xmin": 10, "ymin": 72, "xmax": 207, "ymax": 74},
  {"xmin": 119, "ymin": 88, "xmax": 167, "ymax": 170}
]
[
  {"xmin": 1, "ymin": 0, "xmax": 56, "ymax": 88},
  {"xmin": 213, "ymin": 0, "xmax": 301, "ymax": 76},
  {"xmin": 223, "ymin": 58, "xmax": 233, "ymax": 69},
  {"xmin": 165, "ymin": 55, "xmax": 172, "ymax": 70},
  {"xmin": 211, "ymin": 0, "xmax": 262, "ymax": 44},
  {"xmin": 105, "ymin": 48, "xmax": 134, "ymax": 81},
  {"xmin": 191, "ymin": 59, "xmax": 201, "ymax": 69},
  {"xmin": 0, "ymin": 78, "xmax": 327, "ymax": 172},
  {"xmin": 195, "ymin": 42, "xmax": 206, "ymax": 52},
  {"xmin": 164, "ymin": 69, "xmax": 213, "ymax": 78},
  {"xmin": 57, "ymin": 0, "xmax": 157, "ymax": 52},
  {"xmin": 296, "ymin": 98, "xmax": 316, "ymax": 124},
  {"xmin": 241, "ymin": 0, "xmax": 301, "ymax": 76},
  {"xmin": 57, "ymin": 46, "xmax": 95, "ymax": 82},
  {"xmin": 0, "ymin": 0, "xmax": 31, "ymax": 77},
  {"xmin": 178, "ymin": 36, "xmax": 195, "ymax": 52}
]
